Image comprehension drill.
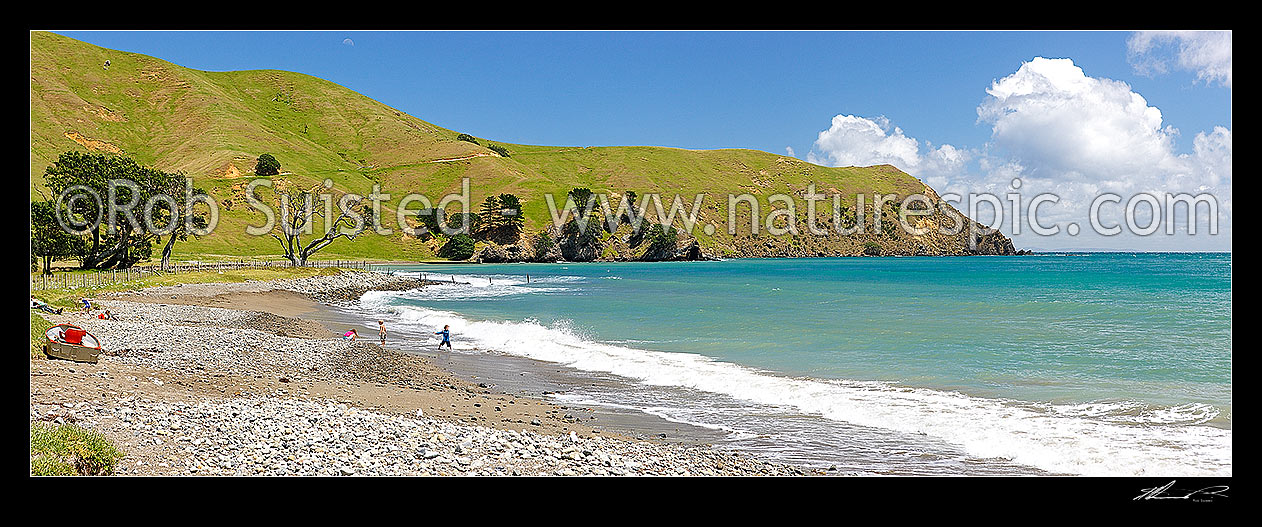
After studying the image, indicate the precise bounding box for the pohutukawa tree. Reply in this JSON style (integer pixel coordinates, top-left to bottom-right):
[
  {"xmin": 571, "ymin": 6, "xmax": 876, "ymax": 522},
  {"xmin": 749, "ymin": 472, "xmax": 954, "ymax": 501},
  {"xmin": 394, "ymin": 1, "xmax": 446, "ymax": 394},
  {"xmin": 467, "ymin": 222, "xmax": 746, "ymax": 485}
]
[
  {"xmin": 256, "ymin": 180, "xmax": 370, "ymax": 266},
  {"xmin": 30, "ymin": 200, "xmax": 86, "ymax": 274},
  {"xmin": 42, "ymin": 151, "xmax": 206, "ymax": 270}
]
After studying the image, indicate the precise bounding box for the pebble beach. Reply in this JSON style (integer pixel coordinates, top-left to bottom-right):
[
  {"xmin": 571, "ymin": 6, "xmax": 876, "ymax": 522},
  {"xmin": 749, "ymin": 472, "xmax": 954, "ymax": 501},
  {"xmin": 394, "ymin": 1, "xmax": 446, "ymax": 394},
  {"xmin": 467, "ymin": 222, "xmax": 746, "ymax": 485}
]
[{"xmin": 29, "ymin": 270, "xmax": 811, "ymax": 476}]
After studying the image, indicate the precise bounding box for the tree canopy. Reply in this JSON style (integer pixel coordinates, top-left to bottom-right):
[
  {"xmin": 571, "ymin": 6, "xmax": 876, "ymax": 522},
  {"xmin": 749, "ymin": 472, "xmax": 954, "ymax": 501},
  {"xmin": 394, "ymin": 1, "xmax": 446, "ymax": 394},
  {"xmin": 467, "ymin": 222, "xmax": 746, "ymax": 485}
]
[
  {"xmin": 474, "ymin": 194, "xmax": 523, "ymax": 242},
  {"xmin": 249, "ymin": 180, "xmax": 369, "ymax": 266},
  {"xmin": 255, "ymin": 154, "xmax": 281, "ymax": 176},
  {"xmin": 30, "ymin": 201, "xmax": 86, "ymax": 273},
  {"xmin": 438, "ymin": 233, "xmax": 475, "ymax": 260},
  {"xmin": 568, "ymin": 188, "xmax": 594, "ymax": 216},
  {"xmin": 42, "ymin": 151, "xmax": 206, "ymax": 270}
]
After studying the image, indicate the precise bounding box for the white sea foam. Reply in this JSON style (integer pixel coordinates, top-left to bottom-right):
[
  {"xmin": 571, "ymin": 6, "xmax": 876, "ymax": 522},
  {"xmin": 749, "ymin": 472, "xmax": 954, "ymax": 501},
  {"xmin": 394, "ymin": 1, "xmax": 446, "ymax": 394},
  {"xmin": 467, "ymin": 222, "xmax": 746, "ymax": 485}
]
[
  {"xmin": 1044, "ymin": 400, "xmax": 1222, "ymax": 426},
  {"xmin": 549, "ymin": 393, "xmax": 750, "ymax": 435},
  {"xmin": 366, "ymin": 294, "xmax": 1232, "ymax": 477},
  {"xmin": 365, "ymin": 274, "xmax": 580, "ymax": 301}
]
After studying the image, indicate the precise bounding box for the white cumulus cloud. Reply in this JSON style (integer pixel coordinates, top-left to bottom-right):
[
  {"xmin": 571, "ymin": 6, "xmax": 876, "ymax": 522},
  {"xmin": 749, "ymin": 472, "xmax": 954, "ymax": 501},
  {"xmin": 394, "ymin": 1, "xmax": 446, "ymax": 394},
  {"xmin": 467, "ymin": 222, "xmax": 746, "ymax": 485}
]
[
  {"xmin": 977, "ymin": 57, "xmax": 1182, "ymax": 185},
  {"xmin": 806, "ymin": 114, "xmax": 968, "ymax": 185},
  {"xmin": 1127, "ymin": 31, "xmax": 1231, "ymax": 88},
  {"xmin": 804, "ymin": 56, "xmax": 1231, "ymax": 251}
]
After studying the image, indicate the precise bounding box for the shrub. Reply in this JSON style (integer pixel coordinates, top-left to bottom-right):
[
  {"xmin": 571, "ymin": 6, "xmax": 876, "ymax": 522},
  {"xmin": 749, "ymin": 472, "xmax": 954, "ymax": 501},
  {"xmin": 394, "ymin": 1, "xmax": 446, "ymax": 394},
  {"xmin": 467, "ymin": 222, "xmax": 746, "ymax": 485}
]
[
  {"xmin": 438, "ymin": 233, "xmax": 476, "ymax": 260},
  {"xmin": 487, "ymin": 144, "xmax": 510, "ymax": 157},
  {"xmin": 863, "ymin": 241, "xmax": 882, "ymax": 256},
  {"xmin": 30, "ymin": 454, "xmax": 76, "ymax": 476},
  {"xmin": 456, "ymin": 133, "xmax": 479, "ymax": 145}
]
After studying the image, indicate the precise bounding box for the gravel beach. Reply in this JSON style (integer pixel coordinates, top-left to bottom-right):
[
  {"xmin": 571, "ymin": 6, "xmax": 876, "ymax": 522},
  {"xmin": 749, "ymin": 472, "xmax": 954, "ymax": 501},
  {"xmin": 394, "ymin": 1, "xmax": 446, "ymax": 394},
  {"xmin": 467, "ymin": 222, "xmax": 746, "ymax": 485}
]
[{"xmin": 30, "ymin": 270, "xmax": 812, "ymax": 476}]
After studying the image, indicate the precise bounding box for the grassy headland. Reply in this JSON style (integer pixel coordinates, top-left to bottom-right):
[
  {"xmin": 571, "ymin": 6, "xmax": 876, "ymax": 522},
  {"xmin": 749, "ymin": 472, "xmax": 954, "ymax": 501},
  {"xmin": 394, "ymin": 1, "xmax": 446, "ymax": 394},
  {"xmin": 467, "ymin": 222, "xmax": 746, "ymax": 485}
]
[{"xmin": 31, "ymin": 31, "xmax": 1014, "ymax": 265}]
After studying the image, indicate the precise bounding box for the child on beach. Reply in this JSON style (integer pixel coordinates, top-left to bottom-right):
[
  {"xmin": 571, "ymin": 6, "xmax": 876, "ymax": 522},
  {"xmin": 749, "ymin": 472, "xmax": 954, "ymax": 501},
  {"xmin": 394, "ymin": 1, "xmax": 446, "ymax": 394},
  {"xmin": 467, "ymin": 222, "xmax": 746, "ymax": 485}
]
[
  {"xmin": 435, "ymin": 325, "xmax": 452, "ymax": 350},
  {"xmin": 79, "ymin": 297, "xmax": 92, "ymax": 314},
  {"xmin": 378, "ymin": 320, "xmax": 386, "ymax": 346},
  {"xmin": 343, "ymin": 329, "xmax": 359, "ymax": 341}
]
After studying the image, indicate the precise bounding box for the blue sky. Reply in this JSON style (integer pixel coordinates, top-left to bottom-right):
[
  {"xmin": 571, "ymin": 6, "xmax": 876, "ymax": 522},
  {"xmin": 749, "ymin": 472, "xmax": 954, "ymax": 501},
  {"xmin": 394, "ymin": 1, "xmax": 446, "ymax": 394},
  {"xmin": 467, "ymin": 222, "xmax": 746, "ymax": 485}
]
[
  {"xmin": 54, "ymin": 31, "xmax": 1227, "ymax": 153},
  {"xmin": 51, "ymin": 31, "xmax": 1232, "ymax": 250}
]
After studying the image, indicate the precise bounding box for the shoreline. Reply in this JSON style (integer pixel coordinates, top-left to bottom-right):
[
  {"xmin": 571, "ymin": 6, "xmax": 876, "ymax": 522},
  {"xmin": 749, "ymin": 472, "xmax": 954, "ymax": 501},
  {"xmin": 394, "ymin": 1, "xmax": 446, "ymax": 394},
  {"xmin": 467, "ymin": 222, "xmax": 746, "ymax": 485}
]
[{"xmin": 29, "ymin": 270, "xmax": 812, "ymax": 476}]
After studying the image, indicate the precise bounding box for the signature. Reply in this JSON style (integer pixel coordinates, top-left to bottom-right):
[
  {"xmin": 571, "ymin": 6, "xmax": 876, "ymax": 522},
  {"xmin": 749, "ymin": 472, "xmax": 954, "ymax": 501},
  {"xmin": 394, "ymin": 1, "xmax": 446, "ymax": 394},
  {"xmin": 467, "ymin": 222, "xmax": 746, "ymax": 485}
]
[{"xmin": 1135, "ymin": 480, "xmax": 1229, "ymax": 501}]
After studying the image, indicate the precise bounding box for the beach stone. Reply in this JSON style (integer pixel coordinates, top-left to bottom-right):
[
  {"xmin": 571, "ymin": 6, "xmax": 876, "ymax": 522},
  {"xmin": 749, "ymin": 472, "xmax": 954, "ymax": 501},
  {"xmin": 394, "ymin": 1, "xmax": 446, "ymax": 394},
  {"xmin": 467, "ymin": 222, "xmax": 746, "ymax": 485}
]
[{"xmin": 33, "ymin": 270, "xmax": 810, "ymax": 477}]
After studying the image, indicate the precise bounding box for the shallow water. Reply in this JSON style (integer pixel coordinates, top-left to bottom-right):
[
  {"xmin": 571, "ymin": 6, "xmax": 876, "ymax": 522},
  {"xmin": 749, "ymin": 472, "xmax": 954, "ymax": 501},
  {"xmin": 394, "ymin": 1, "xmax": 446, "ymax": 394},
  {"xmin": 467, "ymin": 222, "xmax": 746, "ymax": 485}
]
[{"xmin": 354, "ymin": 254, "xmax": 1230, "ymax": 476}]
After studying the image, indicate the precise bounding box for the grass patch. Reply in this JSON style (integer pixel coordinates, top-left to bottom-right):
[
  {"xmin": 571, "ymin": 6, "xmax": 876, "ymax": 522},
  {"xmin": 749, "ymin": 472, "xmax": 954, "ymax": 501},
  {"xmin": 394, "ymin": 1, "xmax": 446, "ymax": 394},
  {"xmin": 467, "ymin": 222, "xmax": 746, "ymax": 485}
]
[
  {"xmin": 30, "ymin": 422, "xmax": 124, "ymax": 476},
  {"xmin": 30, "ymin": 313, "xmax": 54, "ymax": 359}
]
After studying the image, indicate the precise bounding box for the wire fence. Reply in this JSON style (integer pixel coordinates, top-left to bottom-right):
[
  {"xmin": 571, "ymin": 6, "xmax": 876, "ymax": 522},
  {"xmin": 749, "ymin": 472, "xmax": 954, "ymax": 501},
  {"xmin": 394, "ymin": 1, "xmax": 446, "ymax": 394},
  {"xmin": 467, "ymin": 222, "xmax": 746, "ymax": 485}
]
[{"xmin": 30, "ymin": 259, "xmax": 387, "ymax": 291}]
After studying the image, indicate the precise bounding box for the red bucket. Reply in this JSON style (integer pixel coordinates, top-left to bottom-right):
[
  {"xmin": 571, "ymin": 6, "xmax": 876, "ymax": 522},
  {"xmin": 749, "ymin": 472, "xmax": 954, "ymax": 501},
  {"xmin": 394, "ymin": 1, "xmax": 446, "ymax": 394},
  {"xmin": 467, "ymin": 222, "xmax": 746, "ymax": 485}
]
[{"xmin": 63, "ymin": 327, "xmax": 86, "ymax": 345}]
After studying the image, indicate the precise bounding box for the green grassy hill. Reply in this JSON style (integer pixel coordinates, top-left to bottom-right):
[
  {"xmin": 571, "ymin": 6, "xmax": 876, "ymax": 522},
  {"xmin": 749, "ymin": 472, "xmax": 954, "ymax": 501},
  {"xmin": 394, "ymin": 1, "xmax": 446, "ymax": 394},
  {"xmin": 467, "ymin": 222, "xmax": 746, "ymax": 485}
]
[{"xmin": 30, "ymin": 31, "xmax": 1012, "ymax": 262}]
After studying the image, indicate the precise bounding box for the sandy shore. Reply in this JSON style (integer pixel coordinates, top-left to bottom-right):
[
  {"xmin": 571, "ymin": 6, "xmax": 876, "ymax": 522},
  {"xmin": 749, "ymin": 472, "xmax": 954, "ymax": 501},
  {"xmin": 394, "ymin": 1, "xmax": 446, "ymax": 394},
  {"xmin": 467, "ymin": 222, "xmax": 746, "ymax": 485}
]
[{"xmin": 30, "ymin": 270, "xmax": 811, "ymax": 476}]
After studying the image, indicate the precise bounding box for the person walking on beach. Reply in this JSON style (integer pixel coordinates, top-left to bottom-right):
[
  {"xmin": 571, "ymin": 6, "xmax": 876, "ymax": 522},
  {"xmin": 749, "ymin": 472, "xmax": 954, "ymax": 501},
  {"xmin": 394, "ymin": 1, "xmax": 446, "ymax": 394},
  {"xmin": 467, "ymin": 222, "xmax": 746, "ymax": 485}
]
[
  {"xmin": 378, "ymin": 320, "xmax": 387, "ymax": 346},
  {"xmin": 435, "ymin": 325, "xmax": 452, "ymax": 350}
]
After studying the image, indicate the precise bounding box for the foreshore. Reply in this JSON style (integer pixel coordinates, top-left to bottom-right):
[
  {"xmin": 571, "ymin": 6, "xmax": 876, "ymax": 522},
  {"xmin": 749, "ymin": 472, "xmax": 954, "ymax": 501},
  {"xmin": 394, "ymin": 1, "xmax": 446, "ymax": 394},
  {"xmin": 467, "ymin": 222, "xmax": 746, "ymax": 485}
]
[{"xmin": 29, "ymin": 269, "xmax": 811, "ymax": 476}]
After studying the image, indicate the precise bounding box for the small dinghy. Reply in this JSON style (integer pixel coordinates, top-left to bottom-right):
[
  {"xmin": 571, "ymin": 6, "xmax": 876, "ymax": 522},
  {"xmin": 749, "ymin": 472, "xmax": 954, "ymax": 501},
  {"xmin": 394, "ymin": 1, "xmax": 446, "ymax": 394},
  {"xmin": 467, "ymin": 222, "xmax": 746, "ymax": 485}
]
[{"xmin": 44, "ymin": 323, "xmax": 102, "ymax": 363}]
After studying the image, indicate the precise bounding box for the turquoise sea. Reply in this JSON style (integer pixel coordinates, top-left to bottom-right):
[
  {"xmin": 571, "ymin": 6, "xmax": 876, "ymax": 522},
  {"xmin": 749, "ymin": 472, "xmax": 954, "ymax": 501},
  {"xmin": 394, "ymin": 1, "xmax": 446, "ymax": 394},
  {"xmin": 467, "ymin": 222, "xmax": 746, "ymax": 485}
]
[{"xmin": 360, "ymin": 253, "xmax": 1231, "ymax": 476}]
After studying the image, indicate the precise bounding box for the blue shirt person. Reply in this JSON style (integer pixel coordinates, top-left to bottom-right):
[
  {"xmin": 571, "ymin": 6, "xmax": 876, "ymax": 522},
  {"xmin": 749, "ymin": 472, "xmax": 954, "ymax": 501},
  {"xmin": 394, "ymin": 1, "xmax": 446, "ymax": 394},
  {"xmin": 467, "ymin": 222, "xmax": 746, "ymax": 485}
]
[{"xmin": 436, "ymin": 325, "xmax": 452, "ymax": 349}]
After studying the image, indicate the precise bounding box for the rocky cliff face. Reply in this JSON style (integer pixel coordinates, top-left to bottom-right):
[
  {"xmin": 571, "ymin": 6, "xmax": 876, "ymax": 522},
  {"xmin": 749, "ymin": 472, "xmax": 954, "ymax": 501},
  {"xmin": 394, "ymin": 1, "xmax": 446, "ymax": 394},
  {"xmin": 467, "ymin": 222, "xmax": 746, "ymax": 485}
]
[
  {"xmin": 473, "ymin": 189, "xmax": 1018, "ymax": 263},
  {"xmin": 704, "ymin": 183, "xmax": 1019, "ymax": 258}
]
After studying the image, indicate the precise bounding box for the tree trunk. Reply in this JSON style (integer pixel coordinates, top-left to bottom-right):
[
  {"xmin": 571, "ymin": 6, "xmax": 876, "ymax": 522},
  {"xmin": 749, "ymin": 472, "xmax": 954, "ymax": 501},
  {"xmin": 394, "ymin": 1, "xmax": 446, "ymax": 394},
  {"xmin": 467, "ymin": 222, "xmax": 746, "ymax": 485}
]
[
  {"xmin": 160, "ymin": 234, "xmax": 177, "ymax": 272},
  {"xmin": 83, "ymin": 229, "xmax": 130, "ymax": 269}
]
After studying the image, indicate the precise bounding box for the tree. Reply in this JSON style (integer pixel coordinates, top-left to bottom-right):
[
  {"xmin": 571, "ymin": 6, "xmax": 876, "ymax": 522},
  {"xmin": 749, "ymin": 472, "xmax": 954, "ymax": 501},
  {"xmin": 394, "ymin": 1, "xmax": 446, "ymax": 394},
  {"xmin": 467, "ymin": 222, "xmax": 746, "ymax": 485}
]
[
  {"xmin": 43, "ymin": 152, "xmax": 189, "ymax": 269},
  {"xmin": 446, "ymin": 211, "xmax": 480, "ymax": 235},
  {"xmin": 415, "ymin": 208, "xmax": 444, "ymax": 238},
  {"xmin": 30, "ymin": 201, "xmax": 86, "ymax": 274},
  {"xmin": 644, "ymin": 224, "xmax": 678, "ymax": 260},
  {"xmin": 618, "ymin": 190, "xmax": 641, "ymax": 231},
  {"xmin": 154, "ymin": 183, "xmax": 211, "ymax": 272},
  {"xmin": 258, "ymin": 181, "xmax": 369, "ymax": 266},
  {"xmin": 475, "ymin": 196, "xmax": 501, "ymax": 240},
  {"xmin": 532, "ymin": 231, "xmax": 558, "ymax": 261},
  {"xmin": 568, "ymin": 188, "xmax": 594, "ymax": 216},
  {"xmin": 255, "ymin": 154, "xmax": 281, "ymax": 176},
  {"xmin": 563, "ymin": 210, "xmax": 602, "ymax": 248},
  {"xmin": 438, "ymin": 233, "xmax": 475, "ymax": 260},
  {"xmin": 496, "ymin": 193, "xmax": 524, "ymax": 239},
  {"xmin": 456, "ymin": 133, "xmax": 479, "ymax": 145},
  {"xmin": 472, "ymin": 194, "xmax": 523, "ymax": 242}
]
